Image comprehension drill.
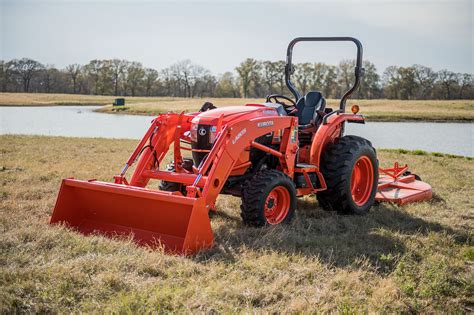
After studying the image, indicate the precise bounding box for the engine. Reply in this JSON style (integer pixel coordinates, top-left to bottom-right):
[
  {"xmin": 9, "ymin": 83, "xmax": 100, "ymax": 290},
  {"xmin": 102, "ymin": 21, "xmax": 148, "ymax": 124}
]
[{"xmin": 190, "ymin": 123, "xmax": 216, "ymax": 166}]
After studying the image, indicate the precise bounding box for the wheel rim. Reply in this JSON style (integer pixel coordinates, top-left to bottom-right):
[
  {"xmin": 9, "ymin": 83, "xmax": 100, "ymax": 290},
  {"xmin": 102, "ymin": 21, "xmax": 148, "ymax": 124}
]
[
  {"xmin": 350, "ymin": 156, "xmax": 374, "ymax": 206},
  {"xmin": 264, "ymin": 186, "xmax": 290, "ymax": 225}
]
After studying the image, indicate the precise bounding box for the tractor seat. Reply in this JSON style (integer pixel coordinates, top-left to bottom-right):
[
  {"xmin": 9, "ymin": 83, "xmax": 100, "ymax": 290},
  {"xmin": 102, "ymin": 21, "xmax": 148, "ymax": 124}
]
[{"xmin": 295, "ymin": 91, "xmax": 326, "ymax": 126}]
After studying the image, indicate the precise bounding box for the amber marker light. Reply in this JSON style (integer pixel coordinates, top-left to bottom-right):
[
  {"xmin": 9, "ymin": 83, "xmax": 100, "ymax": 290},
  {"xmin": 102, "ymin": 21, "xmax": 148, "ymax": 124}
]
[{"xmin": 351, "ymin": 104, "xmax": 360, "ymax": 114}]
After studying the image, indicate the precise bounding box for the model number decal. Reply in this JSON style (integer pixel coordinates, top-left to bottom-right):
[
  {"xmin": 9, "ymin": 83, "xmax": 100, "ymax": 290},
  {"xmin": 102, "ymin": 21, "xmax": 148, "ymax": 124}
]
[
  {"xmin": 232, "ymin": 128, "xmax": 247, "ymax": 144},
  {"xmin": 257, "ymin": 120, "xmax": 274, "ymax": 128}
]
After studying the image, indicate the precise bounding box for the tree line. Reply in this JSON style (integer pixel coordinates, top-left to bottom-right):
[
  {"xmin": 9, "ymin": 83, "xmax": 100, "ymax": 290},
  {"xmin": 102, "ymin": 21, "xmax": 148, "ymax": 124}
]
[{"xmin": 1, "ymin": 57, "xmax": 472, "ymax": 99}]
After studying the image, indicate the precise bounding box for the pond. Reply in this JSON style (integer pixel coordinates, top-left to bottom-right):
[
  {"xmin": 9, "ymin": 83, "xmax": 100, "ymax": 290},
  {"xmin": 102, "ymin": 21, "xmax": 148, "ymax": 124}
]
[{"xmin": 1, "ymin": 106, "xmax": 472, "ymax": 157}]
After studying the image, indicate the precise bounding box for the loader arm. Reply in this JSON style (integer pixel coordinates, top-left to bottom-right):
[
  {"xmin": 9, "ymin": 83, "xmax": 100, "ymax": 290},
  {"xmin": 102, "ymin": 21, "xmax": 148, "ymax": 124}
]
[
  {"xmin": 127, "ymin": 113, "xmax": 298, "ymax": 209},
  {"xmin": 196, "ymin": 115, "xmax": 299, "ymax": 209},
  {"xmin": 115, "ymin": 113, "xmax": 195, "ymax": 187}
]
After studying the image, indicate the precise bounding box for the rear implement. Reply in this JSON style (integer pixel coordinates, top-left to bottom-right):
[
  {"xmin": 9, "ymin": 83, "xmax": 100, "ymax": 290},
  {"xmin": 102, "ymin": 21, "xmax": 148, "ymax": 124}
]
[{"xmin": 376, "ymin": 162, "xmax": 432, "ymax": 205}]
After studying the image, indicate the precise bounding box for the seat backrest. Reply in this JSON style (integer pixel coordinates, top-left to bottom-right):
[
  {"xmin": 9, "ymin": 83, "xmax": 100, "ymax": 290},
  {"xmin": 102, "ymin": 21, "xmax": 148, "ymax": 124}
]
[{"xmin": 295, "ymin": 91, "xmax": 325, "ymax": 125}]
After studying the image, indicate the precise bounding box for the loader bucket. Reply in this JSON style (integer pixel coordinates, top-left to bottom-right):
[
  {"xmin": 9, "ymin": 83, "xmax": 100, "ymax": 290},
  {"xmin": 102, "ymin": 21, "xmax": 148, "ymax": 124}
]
[{"xmin": 50, "ymin": 179, "xmax": 214, "ymax": 255}]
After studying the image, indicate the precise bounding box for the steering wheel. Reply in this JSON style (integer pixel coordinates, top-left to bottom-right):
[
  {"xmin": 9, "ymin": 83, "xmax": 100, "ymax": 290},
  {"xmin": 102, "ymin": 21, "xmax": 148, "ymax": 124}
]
[
  {"xmin": 266, "ymin": 94, "xmax": 296, "ymax": 107},
  {"xmin": 266, "ymin": 94, "xmax": 297, "ymax": 114}
]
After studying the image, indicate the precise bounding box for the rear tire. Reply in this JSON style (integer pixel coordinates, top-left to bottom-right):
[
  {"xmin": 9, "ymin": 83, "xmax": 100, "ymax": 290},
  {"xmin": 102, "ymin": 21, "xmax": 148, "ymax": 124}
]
[
  {"xmin": 241, "ymin": 169, "xmax": 296, "ymax": 227},
  {"xmin": 317, "ymin": 135, "xmax": 378, "ymax": 214}
]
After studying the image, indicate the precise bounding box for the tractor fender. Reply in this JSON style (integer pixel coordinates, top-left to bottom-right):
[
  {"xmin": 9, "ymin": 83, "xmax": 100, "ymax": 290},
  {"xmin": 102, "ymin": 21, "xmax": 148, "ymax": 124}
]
[{"xmin": 309, "ymin": 113, "xmax": 364, "ymax": 167}]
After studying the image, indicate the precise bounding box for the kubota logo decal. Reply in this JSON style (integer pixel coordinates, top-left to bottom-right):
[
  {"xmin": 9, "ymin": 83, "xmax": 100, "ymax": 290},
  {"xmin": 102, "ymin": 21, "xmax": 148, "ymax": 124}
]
[
  {"xmin": 232, "ymin": 128, "xmax": 246, "ymax": 144},
  {"xmin": 257, "ymin": 120, "xmax": 274, "ymax": 128}
]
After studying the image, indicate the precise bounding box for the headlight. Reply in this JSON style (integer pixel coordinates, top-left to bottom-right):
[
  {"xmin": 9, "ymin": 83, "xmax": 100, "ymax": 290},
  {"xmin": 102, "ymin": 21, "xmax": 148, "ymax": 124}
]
[
  {"xmin": 209, "ymin": 126, "xmax": 217, "ymax": 143},
  {"xmin": 190, "ymin": 124, "xmax": 198, "ymax": 142}
]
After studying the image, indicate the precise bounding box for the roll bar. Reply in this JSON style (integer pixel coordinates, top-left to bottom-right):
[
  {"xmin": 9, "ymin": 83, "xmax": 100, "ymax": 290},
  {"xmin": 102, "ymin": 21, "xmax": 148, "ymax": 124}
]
[{"xmin": 285, "ymin": 37, "xmax": 364, "ymax": 112}]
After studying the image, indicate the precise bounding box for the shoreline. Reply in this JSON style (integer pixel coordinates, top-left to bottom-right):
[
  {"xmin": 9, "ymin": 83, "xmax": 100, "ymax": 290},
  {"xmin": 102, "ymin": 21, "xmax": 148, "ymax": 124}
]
[
  {"xmin": 1, "ymin": 99, "xmax": 473, "ymax": 123},
  {"xmin": 1, "ymin": 134, "xmax": 471, "ymax": 159},
  {"xmin": 0, "ymin": 103, "xmax": 105, "ymax": 107},
  {"xmin": 94, "ymin": 106, "xmax": 474, "ymax": 123}
]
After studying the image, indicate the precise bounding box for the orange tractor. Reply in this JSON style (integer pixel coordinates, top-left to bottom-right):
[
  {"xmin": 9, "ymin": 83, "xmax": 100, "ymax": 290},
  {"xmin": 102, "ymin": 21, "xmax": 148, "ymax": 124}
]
[{"xmin": 51, "ymin": 37, "xmax": 432, "ymax": 254}]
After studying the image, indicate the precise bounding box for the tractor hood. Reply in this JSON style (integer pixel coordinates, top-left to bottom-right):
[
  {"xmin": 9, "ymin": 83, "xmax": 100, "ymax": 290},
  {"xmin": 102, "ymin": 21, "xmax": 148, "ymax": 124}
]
[{"xmin": 191, "ymin": 104, "xmax": 280, "ymax": 126}]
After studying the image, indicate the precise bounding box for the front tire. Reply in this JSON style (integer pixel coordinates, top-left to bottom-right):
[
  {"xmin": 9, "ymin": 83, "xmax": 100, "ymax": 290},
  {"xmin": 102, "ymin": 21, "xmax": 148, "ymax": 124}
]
[
  {"xmin": 317, "ymin": 135, "xmax": 378, "ymax": 214},
  {"xmin": 241, "ymin": 169, "xmax": 296, "ymax": 227},
  {"xmin": 158, "ymin": 158, "xmax": 194, "ymax": 194},
  {"xmin": 158, "ymin": 163, "xmax": 182, "ymax": 192}
]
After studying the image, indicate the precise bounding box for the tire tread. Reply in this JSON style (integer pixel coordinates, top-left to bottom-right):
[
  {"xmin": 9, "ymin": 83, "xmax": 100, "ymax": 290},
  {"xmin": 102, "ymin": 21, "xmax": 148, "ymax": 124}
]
[
  {"xmin": 241, "ymin": 169, "xmax": 296, "ymax": 226},
  {"xmin": 317, "ymin": 135, "xmax": 378, "ymax": 214}
]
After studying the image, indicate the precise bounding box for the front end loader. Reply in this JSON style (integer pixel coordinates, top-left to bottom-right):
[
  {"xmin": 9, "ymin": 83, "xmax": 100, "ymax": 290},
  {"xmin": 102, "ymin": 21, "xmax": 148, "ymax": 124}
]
[{"xmin": 51, "ymin": 37, "xmax": 432, "ymax": 254}]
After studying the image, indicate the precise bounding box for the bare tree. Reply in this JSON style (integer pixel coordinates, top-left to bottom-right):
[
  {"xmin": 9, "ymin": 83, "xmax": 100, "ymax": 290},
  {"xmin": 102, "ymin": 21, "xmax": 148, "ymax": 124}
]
[
  {"xmin": 144, "ymin": 68, "xmax": 159, "ymax": 96},
  {"xmin": 382, "ymin": 66, "xmax": 418, "ymax": 99},
  {"xmin": 159, "ymin": 68, "xmax": 173, "ymax": 96},
  {"xmin": 215, "ymin": 72, "xmax": 239, "ymax": 97},
  {"xmin": 66, "ymin": 64, "xmax": 81, "ymax": 93},
  {"xmin": 337, "ymin": 60, "xmax": 355, "ymax": 94},
  {"xmin": 109, "ymin": 59, "xmax": 126, "ymax": 96},
  {"xmin": 272, "ymin": 60, "xmax": 286, "ymax": 95},
  {"xmin": 294, "ymin": 62, "xmax": 312, "ymax": 95},
  {"xmin": 358, "ymin": 61, "xmax": 380, "ymax": 99},
  {"xmin": 398, "ymin": 67, "xmax": 418, "ymax": 100},
  {"xmin": 382, "ymin": 66, "xmax": 401, "ymax": 99},
  {"xmin": 168, "ymin": 60, "xmax": 210, "ymax": 97},
  {"xmin": 11, "ymin": 58, "xmax": 43, "ymax": 92},
  {"xmin": 309, "ymin": 63, "xmax": 327, "ymax": 92},
  {"xmin": 0, "ymin": 60, "xmax": 15, "ymax": 92},
  {"xmin": 99, "ymin": 61, "xmax": 115, "ymax": 95},
  {"xmin": 83, "ymin": 60, "xmax": 103, "ymax": 95},
  {"xmin": 189, "ymin": 64, "xmax": 208, "ymax": 98},
  {"xmin": 413, "ymin": 64, "xmax": 437, "ymax": 99},
  {"xmin": 194, "ymin": 73, "xmax": 216, "ymax": 97},
  {"xmin": 169, "ymin": 60, "xmax": 186, "ymax": 97},
  {"xmin": 437, "ymin": 70, "xmax": 458, "ymax": 99},
  {"xmin": 41, "ymin": 65, "xmax": 60, "ymax": 93},
  {"xmin": 458, "ymin": 73, "xmax": 473, "ymax": 99},
  {"xmin": 125, "ymin": 62, "xmax": 145, "ymax": 96},
  {"xmin": 322, "ymin": 65, "xmax": 338, "ymax": 98}
]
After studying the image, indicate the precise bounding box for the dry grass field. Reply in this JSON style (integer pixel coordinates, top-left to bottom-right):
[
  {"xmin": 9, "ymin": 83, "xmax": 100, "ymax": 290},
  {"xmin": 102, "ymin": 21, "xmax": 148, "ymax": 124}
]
[
  {"xmin": 0, "ymin": 92, "xmax": 262, "ymax": 108},
  {"xmin": 0, "ymin": 92, "xmax": 117, "ymax": 106},
  {"xmin": 1, "ymin": 135, "xmax": 473, "ymax": 312},
  {"xmin": 1, "ymin": 92, "xmax": 473, "ymax": 121}
]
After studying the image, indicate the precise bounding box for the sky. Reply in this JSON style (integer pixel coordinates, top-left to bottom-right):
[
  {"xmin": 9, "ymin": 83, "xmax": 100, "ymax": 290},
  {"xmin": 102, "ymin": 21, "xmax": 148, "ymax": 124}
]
[{"xmin": 1, "ymin": 0, "xmax": 472, "ymax": 75}]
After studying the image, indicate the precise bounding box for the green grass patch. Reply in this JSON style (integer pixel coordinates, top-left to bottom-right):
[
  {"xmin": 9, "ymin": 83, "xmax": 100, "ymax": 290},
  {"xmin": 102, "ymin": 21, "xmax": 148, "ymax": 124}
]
[{"xmin": 382, "ymin": 148, "xmax": 471, "ymax": 160}]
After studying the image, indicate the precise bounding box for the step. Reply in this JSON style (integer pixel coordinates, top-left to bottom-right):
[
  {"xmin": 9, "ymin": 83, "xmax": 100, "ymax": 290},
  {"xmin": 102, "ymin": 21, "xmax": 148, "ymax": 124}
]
[{"xmin": 296, "ymin": 163, "xmax": 317, "ymax": 168}]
